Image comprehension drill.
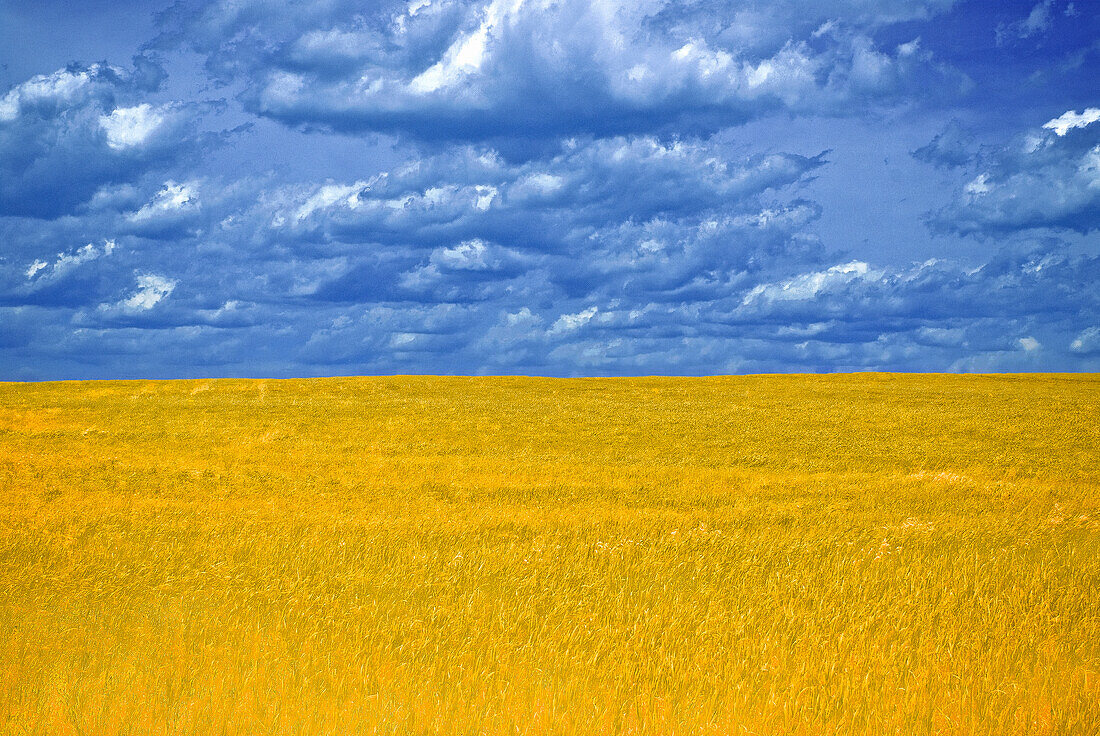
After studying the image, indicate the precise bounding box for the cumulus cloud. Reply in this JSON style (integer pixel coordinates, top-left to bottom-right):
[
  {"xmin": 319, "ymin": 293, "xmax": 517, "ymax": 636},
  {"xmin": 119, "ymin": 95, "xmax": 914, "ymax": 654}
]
[
  {"xmin": 95, "ymin": 274, "xmax": 179, "ymax": 319},
  {"xmin": 549, "ymin": 306, "xmax": 599, "ymax": 335},
  {"xmin": 120, "ymin": 274, "xmax": 178, "ymax": 310},
  {"xmin": 432, "ymin": 239, "xmax": 499, "ymax": 271},
  {"xmin": 124, "ymin": 180, "xmax": 204, "ymax": 237},
  {"xmin": 100, "ymin": 103, "xmax": 168, "ymax": 149},
  {"xmin": 23, "ymin": 240, "xmax": 118, "ymax": 284},
  {"xmin": 17, "ymin": 125, "xmax": 1089, "ymax": 377},
  {"xmin": 0, "ymin": 125, "xmax": 832, "ymax": 375},
  {"xmin": 156, "ymin": 0, "xmax": 963, "ymax": 142},
  {"xmin": 397, "ymin": 238, "xmax": 534, "ymax": 302},
  {"xmin": 7, "ymin": 0, "xmax": 1100, "ymax": 378},
  {"xmin": 741, "ymin": 261, "xmax": 880, "ymax": 305},
  {"xmin": 1043, "ymin": 108, "xmax": 1100, "ymax": 137},
  {"xmin": 0, "ymin": 65, "xmax": 111, "ymax": 119},
  {"xmin": 293, "ymin": 243, "xmax": 1099, "ymax": 375},
  {"xmin": 238, "ymin": 136, "xmax": 829, "ymax": 312},
  {"xmin": 0, "ymin": 240, "xmax": 123, "ymax": 308},
  {"xmin": 0, "ymin": 60, "xmax": 204, "ymax": 219},
  {"xmin": 266, "ymin": 136, "xmax": 825, "ymax": 251},
  {"xmin": 9, "ymin": 238, "xmax": 1098, "ymax": 377},
  {"xmin": 733, "ymin": 250, "xmax": 1100, "ymax": 325},
  {"xmin": 927, "ymin": 107, "xmax": 1100, "ymax": 235}
]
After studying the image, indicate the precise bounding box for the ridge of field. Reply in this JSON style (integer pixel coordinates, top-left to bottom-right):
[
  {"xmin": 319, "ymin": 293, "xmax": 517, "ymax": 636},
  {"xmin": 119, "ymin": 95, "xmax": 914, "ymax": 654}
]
[{"xmin": 1, "ymin": 374, "xmax": 1098, "ymax": 734}]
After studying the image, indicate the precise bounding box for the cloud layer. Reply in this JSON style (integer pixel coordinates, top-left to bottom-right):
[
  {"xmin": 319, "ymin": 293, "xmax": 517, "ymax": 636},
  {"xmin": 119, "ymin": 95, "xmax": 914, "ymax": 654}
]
[
  {"xmin": 0, "ymin": 59, "xmax": 208, "ymax": 218},
  {"xmin": 157, "ymin": 0, "xmax": 963, "ymax": 142},
  {"xmin": 1, "ymin": 0, "xmax": 1097, "ymax": 378},
  {"xmin": 929, "ymin": 108, "xmax": 1100, "ymax": 235}
]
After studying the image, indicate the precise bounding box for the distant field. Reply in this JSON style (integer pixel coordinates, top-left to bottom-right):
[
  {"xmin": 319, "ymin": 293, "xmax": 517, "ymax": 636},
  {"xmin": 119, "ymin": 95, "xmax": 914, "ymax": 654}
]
[{"xmin": 1, "ymin": 374, "xmax": 1098, "ymax": 735}]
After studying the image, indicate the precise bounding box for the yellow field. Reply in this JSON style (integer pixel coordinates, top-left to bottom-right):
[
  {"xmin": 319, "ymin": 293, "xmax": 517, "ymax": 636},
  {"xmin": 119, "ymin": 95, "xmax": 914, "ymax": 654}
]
[{"xmin": 1, "ymin": 374, "xmax": 1098, "ymax": 735}]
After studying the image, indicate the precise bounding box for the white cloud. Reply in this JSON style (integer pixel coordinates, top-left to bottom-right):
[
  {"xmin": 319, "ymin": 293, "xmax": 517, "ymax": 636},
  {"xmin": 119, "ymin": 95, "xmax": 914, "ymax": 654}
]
[
  {"xmin": 99, "ymin": 104, "xmax": 166, "ymax": 150},
  {"xmin": 293, "ymin": 181, "xmax": 368, "ymax": 221},
  {"xmin": 1043, "ymin": 108, "xmax": 1100, "ymax": 137},
  {"xmin": 742, "ymin": 261, "xmax": 878, "ymax": 304},
  {"xmin": 996, "ymin": 1, "xmax": 1061, "ymax": 44},
  {"xmin": 0, "ymin": 66, "xmax": 96, "ymax": 121},
  {"xmin": 0, "ymin": 61, "xmax": 204, "ymax": 219},
  {"xmin": 111, "ymin": 274, "xmax": 178, "ymax": 311},
  {"xmin": 505, "ymin": 307, "xmax": 541, "ymax": 327},
  {"xmin": 25, "ymin": 240, "xmax": 117, "ymax": 282},
  {"xmin": 0, "ymin": 95, "xmax": 16, "ymax": 122},
  {"xmin": 933, "ymin": 110, "xmax": 1100, "ymax": 235},
  {"xmin": 474, "ymin": 185, "xmax": 498, "ymax": 211},
  {"xmin": 432, "ymin": 239, "xmax": 494, "ymax": 270},
  {"xmin": 512, "ymin": 173, "xmax": 565, "ymax": 199},
  {"xmin": 1070, "ymin": 326, "xmax": 1100, "ymax": 354},
  {"xmin": 227, "ymin": 0, "xmax": 958, "ymax": 139},
  {"xmin": 127, "ymin": 181, "xmax": 200, "ymax": 222},
  {"xmin": 965, "ymin": 173, "xmax": 991, "ymax": 195},
  {"xmin": 25, "ymin": 260, "xmax": 48, "ymax": 279},
  {"xmin": 550, "ymin": 305, "xmax": 598, "ymax": 334},
  {"xmin": 408, "ymin": 0, "xmax": 503, "ymax": 94},
  {"xmin": 1019, "ymin": 336, "xmax": 1041, "ymax": 352},
  {"xmin": 265, "ymin": 135, "xmax": 824, "ymax": 252}
]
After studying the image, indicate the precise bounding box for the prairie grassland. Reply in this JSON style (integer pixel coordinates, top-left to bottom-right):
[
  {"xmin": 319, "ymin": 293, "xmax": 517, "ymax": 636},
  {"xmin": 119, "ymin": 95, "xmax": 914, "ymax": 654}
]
[{"xmin": 0, "ymin": 374, "xmax": 1098, "ymax": 735}]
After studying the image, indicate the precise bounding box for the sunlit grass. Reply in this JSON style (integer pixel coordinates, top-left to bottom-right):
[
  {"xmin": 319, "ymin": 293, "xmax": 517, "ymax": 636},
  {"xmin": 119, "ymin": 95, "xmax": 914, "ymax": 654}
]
[{"xmin": 1, "ymin": 374, "xmax": 1098, "ymax": 734}]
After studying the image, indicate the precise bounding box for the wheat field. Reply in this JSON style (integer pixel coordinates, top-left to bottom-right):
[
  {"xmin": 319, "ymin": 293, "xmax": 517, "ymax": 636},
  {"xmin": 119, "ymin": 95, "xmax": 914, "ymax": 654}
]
[{"xmin": 0, "ymin": 374, "xmax": 1098, "ymax": 734}]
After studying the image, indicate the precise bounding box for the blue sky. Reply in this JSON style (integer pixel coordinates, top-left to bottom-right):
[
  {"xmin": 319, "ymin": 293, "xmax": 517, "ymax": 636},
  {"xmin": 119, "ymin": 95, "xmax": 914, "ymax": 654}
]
[{"xmin": 1, "ymin": 0, "xmax": 1097, "ymax": 378}]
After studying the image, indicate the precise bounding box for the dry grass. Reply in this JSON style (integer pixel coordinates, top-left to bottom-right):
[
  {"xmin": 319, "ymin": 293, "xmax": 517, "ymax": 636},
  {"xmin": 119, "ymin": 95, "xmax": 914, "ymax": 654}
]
[{"xmin": 0, "ymin": 374, "xmax": 1098, "ymax": 734}]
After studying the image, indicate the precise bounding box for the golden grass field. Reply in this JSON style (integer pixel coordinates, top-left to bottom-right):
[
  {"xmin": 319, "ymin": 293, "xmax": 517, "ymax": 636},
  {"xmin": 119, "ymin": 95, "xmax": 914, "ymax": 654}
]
[{"xmin": 1, "ymin": 374, "xmax": 1098, "ymax": 735}]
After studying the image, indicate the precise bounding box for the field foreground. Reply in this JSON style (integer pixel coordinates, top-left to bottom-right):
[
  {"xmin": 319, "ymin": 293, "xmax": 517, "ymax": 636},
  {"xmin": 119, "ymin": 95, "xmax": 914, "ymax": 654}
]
[{"xmin": 1, "ymin": 374, "xmax": 1098, "ymax": 735}]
